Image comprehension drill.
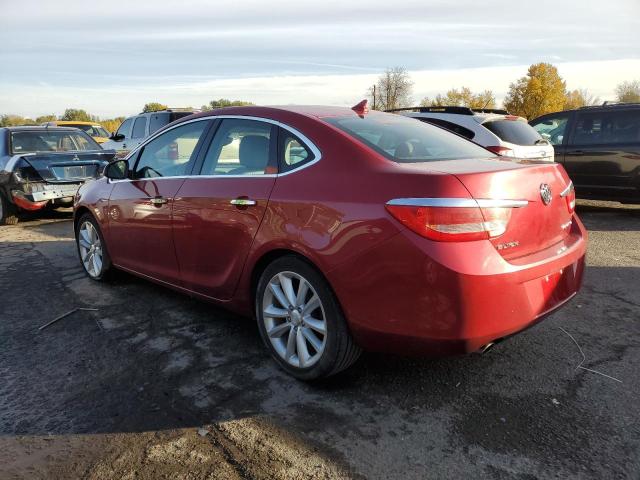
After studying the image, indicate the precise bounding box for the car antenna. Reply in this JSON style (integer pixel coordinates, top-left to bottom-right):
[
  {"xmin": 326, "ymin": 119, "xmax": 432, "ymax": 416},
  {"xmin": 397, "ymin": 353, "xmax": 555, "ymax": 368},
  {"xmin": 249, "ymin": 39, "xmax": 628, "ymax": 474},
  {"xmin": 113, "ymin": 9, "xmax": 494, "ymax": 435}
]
[{"xmin": 352, "ymin": 99, "xmax": 369, "ymax": 118}]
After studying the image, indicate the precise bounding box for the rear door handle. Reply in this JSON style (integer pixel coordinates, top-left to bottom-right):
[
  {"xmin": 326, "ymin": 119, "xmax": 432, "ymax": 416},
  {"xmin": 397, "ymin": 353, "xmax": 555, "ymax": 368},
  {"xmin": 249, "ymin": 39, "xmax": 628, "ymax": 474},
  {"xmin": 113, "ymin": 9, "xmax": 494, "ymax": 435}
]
[
  {"xmin": 150, "ymin": 196, "xmax": 169, "ymax": 206},
  {"xmin": 230, "ymin": 198, "xmax": 257, "ymax": 206}
]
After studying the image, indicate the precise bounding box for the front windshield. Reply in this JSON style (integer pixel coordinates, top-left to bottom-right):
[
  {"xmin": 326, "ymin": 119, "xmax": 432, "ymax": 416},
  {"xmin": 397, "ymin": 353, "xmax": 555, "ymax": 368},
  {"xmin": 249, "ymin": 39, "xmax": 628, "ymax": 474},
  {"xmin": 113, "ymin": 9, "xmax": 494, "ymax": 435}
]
[
  {"xmin": 69, "ymin": 124, "xmax": 110, "ymax": 137},
  {"xmin": 10, "ymin": 130, "xmax": 101, "ymax": 154},
  {"xmin": 324, "ymin": 113, "xmax": 493, "ymax": 162}
]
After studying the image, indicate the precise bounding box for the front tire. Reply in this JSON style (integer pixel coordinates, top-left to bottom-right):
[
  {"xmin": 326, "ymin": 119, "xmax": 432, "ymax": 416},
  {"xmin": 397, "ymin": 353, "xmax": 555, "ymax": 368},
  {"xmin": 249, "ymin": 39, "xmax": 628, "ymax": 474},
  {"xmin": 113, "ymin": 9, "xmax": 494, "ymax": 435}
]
[
  {"xmin": 0, "ymin": 193, "xmax": 19, "ymax": 225},
  {"xmin": 76, "ymin": 213, "xmax": 113, "ymax": 281},
  {"xmin": 256, "ymin": 256, "xmax": 361, "ymax": 380}
]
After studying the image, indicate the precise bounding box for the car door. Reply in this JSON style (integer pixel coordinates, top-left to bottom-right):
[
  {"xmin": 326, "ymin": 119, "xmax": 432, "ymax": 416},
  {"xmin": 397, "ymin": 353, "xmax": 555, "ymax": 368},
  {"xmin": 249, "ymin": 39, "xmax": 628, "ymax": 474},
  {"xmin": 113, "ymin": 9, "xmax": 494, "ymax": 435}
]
[
  {"xmin": 172, "ymin": 118, "xmax": 278, "ymax": 300},
  {"xmin": 564, "ymin": 109, "xmax": 640, "ymax": 198},
  {"xmin": 107, "ymin": 119, "xmax": 211, "ymax": 284},
  {"xmin": 530, "ymin": 112, "xmax": 573, "ymax": 165}
]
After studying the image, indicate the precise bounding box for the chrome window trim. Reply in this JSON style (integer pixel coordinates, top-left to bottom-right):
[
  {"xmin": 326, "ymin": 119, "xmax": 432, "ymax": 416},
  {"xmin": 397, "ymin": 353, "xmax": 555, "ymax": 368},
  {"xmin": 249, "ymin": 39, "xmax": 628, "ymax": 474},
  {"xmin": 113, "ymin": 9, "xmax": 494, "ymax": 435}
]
[
  {"xmin": 559, "ymin": 181, "xmax": 574, "ymax": 198},
  {"xmin": 386, "ymin": 198, "xmax": 529, "ymax": 208},
  {"xmin": 120, "ymin": 114, "xmax": 322, "ymax": 179}
]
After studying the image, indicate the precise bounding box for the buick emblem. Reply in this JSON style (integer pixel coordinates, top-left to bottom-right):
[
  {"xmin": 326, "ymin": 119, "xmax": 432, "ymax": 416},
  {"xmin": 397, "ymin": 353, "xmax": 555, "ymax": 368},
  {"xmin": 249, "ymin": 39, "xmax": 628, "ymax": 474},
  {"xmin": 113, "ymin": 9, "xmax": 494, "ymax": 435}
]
[{"xmin": 540, "ymin": 183, "xmax": 552, "ymax": 205}]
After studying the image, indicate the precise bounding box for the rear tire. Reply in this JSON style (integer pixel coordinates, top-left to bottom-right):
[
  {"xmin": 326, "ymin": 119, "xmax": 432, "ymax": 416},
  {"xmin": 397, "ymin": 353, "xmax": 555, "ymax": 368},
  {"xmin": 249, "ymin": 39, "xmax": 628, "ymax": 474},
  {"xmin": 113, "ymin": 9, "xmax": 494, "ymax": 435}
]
[
  {"xmin": 255, "ymin": 256, "xmax": 361, "ymax": 380},
  {"xmin": 76, "ymin": 213, "xmax": 113, "ymax": 281},
  {"xmin": 0, "ymin": 193, "xmax": 19, "ymax": 225}
]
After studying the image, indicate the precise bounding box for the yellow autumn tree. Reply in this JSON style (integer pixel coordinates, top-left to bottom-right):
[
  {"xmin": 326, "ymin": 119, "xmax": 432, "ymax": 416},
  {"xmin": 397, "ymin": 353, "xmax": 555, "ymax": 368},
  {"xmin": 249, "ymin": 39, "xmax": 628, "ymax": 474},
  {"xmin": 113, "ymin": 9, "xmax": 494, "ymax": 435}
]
[{"xmin": 503, "ymin": 63, "xmax": 566, "ymax": 119}]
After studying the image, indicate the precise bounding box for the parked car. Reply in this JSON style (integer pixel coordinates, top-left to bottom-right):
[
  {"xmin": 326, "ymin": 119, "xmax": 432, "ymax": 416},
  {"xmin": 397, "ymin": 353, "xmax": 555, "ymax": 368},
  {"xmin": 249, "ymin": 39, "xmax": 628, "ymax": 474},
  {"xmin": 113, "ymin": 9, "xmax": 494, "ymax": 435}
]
[
  {"xmin": 0, "ymin": 126, "xmax": 115, "ymax": 224},
  {"xmin": 42, "ymin": 121, "xmax": 111, "ymax": 144},
  {"xmin": 74, "ymin": 102, "xmax": 586, "ymax": 380},
  {"xmin": 530, "ymin": 102, "xmax": 640, "ymax": 203},
  {"xmin": 101, "ymin": 108, "xmax": 198, "ymax": 157},
  {"xmin": 390, "ymin": 106, "xmax": 554, "ymax": 161}
]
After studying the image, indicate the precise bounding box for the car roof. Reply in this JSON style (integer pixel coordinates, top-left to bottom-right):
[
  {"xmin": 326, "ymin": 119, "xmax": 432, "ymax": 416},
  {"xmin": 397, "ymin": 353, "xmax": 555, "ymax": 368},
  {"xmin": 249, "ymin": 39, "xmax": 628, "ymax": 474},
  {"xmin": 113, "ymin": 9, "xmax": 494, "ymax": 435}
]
[
  {"xmin": 1, "ymin": 125, "xmax": 85, "ymax": 132},
  {"xmin": 177, "ymin": 105, "xmax": 381, "ymax": 124},
  {"xmin": 53, "ymin": 121, "xmax": 102, "ymax": 126}
]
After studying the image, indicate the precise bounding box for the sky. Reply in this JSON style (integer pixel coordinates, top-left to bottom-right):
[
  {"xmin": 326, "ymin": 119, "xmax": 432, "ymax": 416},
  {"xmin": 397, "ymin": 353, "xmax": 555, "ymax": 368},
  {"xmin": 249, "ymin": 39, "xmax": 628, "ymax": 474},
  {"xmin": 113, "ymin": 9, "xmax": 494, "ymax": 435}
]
[{"xmin": 0, "ymin": 0, "xmax": 639, "ymax": 118}]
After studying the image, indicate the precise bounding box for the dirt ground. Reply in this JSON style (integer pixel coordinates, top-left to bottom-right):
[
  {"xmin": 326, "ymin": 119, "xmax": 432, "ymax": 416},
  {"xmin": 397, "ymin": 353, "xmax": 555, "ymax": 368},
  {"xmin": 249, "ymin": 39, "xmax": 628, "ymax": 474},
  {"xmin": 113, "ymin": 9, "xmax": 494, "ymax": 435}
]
[{"xmin": 0, "ymin": 200, "xmax": 638, "ymax": 479}]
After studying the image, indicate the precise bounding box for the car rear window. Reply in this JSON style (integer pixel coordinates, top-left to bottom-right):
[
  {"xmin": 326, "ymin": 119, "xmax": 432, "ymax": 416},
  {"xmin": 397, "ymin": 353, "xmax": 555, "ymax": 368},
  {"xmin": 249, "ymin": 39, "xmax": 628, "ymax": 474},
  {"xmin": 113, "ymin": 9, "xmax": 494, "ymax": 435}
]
[
  {"xmin": 483, "ymin": 119, "xmax": 543, "ymax": 146},
  {"xmin": 325, "ymin": 114, "xmax": 492, "ymax": 163},
  {"xmin": 10, "ymin": 131, "xmax": 100, "ymax": 154}
]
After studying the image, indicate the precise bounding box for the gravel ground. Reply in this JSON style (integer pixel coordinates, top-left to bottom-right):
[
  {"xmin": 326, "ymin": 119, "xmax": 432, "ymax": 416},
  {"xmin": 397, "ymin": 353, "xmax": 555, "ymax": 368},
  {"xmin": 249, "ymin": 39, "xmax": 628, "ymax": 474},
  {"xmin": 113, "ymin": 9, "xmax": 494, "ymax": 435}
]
[{"xmin": 0, "ymin": 200, "xmax": 638, "ymax": 479}]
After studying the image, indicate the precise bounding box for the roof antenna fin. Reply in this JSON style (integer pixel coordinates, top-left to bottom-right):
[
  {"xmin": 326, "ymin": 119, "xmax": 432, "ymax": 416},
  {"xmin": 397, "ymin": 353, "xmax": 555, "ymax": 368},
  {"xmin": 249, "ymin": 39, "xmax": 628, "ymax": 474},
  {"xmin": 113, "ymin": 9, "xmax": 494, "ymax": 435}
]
[{"xmin": 351, "ymin": 99, "xmax": 369, "ymax": 117}]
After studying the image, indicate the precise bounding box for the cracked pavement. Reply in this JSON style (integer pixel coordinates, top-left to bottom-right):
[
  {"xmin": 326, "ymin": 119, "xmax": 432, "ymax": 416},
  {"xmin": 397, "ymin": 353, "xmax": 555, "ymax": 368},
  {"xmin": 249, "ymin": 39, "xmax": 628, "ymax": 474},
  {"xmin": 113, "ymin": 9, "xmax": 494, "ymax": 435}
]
[{"xmin": 0, "ymin": 200, "xmax": 638, "ymax": 479}]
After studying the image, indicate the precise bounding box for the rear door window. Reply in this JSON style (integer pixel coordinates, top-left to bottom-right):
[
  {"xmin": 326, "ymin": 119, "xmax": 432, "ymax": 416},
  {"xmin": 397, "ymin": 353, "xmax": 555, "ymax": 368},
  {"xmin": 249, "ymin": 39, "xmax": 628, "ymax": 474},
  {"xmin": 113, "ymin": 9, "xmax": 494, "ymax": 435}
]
[
  {"xmin": 483, "ymin": 119, "xmax": 543, "ymax": 145},
  {"xmin": 571, "ymin": 110, "xmax": 640, "ymax": 145},
  {"xmin": 131, "ymin": 117, "xmax": 147, "ymax": 139},
  {"xmin": 531, "ymin": 114, "xmax": 570, "ymax": 145},
  {"xmin": 200, "ymin": 119, "xmax": 275, "ymax": 176},
  {"xmin": 149, "ymin": 112, "xmax": 170, "ymax": 134}
]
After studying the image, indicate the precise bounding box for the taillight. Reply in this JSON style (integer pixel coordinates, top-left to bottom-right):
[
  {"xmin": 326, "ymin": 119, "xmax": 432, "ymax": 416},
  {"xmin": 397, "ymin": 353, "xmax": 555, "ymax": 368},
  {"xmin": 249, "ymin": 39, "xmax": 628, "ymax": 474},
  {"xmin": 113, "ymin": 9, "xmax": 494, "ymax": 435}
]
[
  {"xmin": 561, "ymin": 182, "xmax": 575, "ymax": 214},
  {"xmin": 385, "ymin": 202, "xmax": 513, "ymax": 242},
  {"xmin": 486, "ymin": 145, "xmax": 514, "ymax": 157}
]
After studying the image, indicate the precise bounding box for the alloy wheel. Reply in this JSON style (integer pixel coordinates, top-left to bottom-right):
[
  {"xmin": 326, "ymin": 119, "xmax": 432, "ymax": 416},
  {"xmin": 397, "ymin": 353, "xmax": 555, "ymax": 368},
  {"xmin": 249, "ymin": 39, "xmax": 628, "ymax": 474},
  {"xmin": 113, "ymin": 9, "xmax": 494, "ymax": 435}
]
[
  {"xmin": 78, "ymin": 221, "xmax": 104, "ymax": 278},
  {"xmin": 262, "ymin": 271, "xmax": 327, "ymax": 368}
]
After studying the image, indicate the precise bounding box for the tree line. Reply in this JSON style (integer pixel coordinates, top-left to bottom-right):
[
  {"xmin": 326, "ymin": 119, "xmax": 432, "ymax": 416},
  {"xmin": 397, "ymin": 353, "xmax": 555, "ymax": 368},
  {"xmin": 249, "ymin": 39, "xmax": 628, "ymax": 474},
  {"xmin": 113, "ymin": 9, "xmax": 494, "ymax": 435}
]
[
  {"xmin": 369, "ymin": 64, "xmax": 640, "ymax": 119},
  {"xmin": 0, "ymin": 99, "xmax": 254, "ymax": 131}
]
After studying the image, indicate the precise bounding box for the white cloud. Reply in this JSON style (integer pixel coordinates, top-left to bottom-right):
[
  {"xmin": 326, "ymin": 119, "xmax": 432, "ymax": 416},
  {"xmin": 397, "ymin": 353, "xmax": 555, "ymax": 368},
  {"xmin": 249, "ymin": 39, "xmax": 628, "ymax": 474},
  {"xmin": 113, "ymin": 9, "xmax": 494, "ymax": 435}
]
[{"xmin": 1, "ymin": 59, "xmax": 637, "ymax": 118}]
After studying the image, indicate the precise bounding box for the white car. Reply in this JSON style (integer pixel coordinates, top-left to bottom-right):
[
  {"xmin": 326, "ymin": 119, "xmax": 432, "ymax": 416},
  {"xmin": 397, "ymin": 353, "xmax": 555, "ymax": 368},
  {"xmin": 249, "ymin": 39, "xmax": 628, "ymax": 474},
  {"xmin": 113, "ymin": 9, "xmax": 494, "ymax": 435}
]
[
  {"xmin": 101, "ymin": 108, "xmax": 197, "ymax": 157},
  {"xmin": 390, "ymin": 106, "xmax": 554, "ymax": 161}
]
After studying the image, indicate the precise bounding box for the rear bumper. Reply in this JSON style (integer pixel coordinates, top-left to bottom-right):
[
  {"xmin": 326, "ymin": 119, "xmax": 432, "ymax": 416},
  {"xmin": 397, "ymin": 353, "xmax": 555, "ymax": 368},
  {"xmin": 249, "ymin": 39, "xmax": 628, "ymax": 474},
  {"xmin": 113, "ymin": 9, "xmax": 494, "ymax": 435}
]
[
  {"xmin": 327, "ymin": 214, "xmax": 587, "ymax": 356},
  {"xmin": 12, "ymin": 183, "xmax": 81, "ymax": 210}
]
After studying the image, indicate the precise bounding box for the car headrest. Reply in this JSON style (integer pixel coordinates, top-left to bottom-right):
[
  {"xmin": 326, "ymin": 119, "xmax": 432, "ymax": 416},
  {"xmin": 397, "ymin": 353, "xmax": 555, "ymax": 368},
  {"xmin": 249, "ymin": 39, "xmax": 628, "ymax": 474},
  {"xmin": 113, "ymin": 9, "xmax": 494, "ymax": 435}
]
[{"xmin": 239, "ymin": 135, "xmax": 269, "ymax": 171}]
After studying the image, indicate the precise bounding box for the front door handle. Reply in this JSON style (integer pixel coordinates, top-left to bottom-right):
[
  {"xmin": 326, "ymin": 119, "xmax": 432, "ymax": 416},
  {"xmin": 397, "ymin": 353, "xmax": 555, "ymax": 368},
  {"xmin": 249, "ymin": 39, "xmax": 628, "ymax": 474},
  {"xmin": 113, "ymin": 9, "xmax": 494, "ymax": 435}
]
[
  {"xmin": 150, "ymin": 196, "xmax": 169, "ymax": 206},
  {"xmin": 230, "ymin": 198, "xmax": 257, "ymax": 207}
]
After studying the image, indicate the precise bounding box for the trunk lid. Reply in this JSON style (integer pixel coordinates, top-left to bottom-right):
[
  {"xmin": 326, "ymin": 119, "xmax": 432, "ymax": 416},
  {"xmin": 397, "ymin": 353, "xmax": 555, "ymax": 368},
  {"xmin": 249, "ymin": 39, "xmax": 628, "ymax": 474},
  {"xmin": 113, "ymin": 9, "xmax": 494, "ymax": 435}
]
[
  {"xmin": 22, "ymin": 151, "xmax": 115, "ymax": 183},
  {"xmin": 427, "ymin": 157, "xmax": 574, "ymax": 260}
]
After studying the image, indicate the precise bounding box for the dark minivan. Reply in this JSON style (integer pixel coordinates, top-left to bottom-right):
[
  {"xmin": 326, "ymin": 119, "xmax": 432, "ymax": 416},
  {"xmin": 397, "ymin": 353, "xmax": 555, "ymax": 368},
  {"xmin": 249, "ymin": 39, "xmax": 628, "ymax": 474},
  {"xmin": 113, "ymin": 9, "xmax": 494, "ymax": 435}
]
[{"xmin": 530, "ymin": 103, "xmax": 640, "ymax": 203}]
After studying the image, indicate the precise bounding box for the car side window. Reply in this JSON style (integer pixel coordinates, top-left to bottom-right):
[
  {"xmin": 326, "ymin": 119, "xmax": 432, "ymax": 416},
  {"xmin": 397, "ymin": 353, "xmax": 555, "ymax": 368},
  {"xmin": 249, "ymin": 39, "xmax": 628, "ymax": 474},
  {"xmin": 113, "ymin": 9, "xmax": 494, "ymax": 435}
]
[
  {"xmin": 200, "ymin": 119, "xmax": 275, "ymax": 176},
  {"xmin": 116, "ymin": 118, "xmax": 134, "ymax": 140},
  {"xmin": 132, "ymin": 121, "xmax": 208, "ymax": 179},
  {"xmin": 531, "ymin": 115, "xmax": 569, "ymax": 145},
  {"xmin": 132, "ymin": 117, "xmax": 147, "ymax": 139},
  {"xmin": 279, "ymin": 129, "xmax": 315, "ymax": 172},
  {"xmin": 572, "ymin": 110, "xmax": 640, "ymax": 146},
  {"xmin": 149, "ymin": 112, "xmax": 170, "ymax": 135}
]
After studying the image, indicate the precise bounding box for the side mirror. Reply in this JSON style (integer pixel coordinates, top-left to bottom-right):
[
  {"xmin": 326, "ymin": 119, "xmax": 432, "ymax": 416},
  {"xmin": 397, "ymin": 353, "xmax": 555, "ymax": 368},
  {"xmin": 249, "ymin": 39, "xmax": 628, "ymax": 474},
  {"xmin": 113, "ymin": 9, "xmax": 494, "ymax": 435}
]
[
  {"xmin": 110, "ymin": 133, "xmax": 125, "ymax": 141},
  {"xmin": 104, "ymin": 160, "xmax": 129, "ymax": 180}
]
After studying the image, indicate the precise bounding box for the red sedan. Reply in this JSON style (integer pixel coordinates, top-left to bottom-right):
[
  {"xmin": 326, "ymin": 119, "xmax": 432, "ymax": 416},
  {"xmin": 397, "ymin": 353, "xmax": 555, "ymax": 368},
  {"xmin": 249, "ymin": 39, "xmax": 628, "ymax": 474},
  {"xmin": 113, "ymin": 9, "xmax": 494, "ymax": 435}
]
[{"xmin": 74, "ymin": 103, "xmax": 587, "ymax": 380}]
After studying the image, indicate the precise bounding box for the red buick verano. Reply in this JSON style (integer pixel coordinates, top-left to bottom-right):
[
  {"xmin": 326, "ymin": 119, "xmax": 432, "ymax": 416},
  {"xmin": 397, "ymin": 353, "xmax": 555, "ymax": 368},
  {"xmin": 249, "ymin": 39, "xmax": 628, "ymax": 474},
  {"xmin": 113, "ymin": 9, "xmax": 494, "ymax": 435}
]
[{"xmin": 74, "ymin": 103, "xmax": 586, "ymax": 379}]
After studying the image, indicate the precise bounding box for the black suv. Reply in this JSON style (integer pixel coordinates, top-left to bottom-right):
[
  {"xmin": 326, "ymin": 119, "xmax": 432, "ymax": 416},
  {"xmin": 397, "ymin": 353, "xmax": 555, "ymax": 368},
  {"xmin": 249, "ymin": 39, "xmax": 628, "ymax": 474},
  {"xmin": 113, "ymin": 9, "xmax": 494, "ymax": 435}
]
[{"xmin": 530, "ymin": 103, "xmax": 640, "ymax": 203}]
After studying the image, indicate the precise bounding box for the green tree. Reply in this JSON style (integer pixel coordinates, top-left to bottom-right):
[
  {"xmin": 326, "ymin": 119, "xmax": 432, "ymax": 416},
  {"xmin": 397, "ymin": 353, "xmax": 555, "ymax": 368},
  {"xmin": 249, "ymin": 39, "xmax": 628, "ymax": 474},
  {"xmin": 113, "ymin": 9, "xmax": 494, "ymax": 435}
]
[
  {"xmin": 201, "ymin": 99, "xmax": 254, "ymax": 110},
  {"xmin": 61, "ymin": 108, "xmax": 95, "ymax": 122},
  {"xmin": 35, "ymin": 114, "xmax": 57, "ymax": 124},
  {"xmin": 421, "ymin": 87, "xmax": 496, "ymax": 109},
  {"xmin": 615, "ymin": 80, "xmax": 640, "ymax": 103},
  {"xmin": 0, "ymin": 114, "xmax": 36, "ymax": 126},
  {"xmin": 503, "ymin": 63, "xmax": 566, "ymax": 119},
  {"xmin": 142, "ymin": 102, "xmax": 168, "ymax": 113},
  {"xmin": 564, "ymin": 89, "xmax": 599, "ymax": 110},
  {"xmin": 368, "ymin": 67, "xmax": 413, "ymax": 110}
]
